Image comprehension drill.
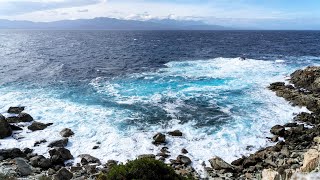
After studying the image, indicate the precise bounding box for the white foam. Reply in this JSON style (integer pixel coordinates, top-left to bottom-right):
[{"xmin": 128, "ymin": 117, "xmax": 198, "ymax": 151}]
[{"xmin": 0, "ymin": 57, "xmax": 307, "ymax": 177}]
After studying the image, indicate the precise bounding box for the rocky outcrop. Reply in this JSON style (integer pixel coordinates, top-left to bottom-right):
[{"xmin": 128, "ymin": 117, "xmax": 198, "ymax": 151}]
[
  {"xmin": 209, "ymin": 156, "xmax": 234, "ymax": 171},
  {"xmin": 0, "ymin": 115, "xmax": 12, "ymax": 139},
  {"xmin": 49, "ymin": 148, "xmax": 73, "ymax": 165},
  {"xmin": 79, "ymin": 154, "xmax": 101, "ymax": 165},
  {"xmin": 6, "ymin": 113, "xmax": 33, "ymax": 123},
  {"xmin": 300, "ymin": 148, "xmax": 320, "ymax": 172}
]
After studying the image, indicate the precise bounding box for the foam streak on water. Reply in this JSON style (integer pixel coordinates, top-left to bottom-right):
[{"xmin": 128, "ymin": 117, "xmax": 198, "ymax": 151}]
[{"xmin": 0, "ymin": 57, "xmax": 307, "ymax": 174}]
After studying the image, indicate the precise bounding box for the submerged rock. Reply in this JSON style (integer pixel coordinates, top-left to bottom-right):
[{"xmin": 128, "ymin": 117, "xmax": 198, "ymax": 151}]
[
  {"xmin": 8, "ymin": 107, "xmax": 25, "ymax": 114},
  {"xmin": 0, "ymin": 115, "xmax": 12, "ymax": 139},
  {"xmin": 28, "ymin": 121, "xmax": 53, "ymax": 131},
  {"xmin": 168, "ymin": 130, "xmax": 183, "ymax": 136},
  {"xmin": 60, "ymin": 128, "xmax": 74, "ymax": 137}
]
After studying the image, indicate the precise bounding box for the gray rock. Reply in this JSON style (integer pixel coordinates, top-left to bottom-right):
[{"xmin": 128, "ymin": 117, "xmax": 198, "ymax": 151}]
[
  {"xmin": 48, "ymin": 138, "xmax": 68, "ymax": 148},
  {"xmin": 152, "ymin": 133, "xmax": 166, "ymax": 144},
  {"xmin": 0, "ymin": 148, "xmax": 26, "ymax": 159},
  {"xmin": 8, "ymin": 107, "xmax": 25, "ymax": 114},
  {"xmin": 6, "ymin": 113, "xmax": 33, "ymax": 123},
  {"xmin": 49, "ymin": 148, "xmax": 73, "ymax": 165},
  {"xmin": 53, "ymin": 167, "xmax": 73, "ymax": 180},
  {"xmin": 168, "ymin": 130, "xmax": 183, "ymax": 136},
  {"xmin": 177, "ymin": 155, "xmax": 192, "ymax": 165},
  {"xmin": 0, "ymin": 115, "xmax": 12, "ymax": 139},
  {"xmin": 209, "ymin": 156, "xmax": 234, "ymax": 171},
  {"xmin": 30, "ymin": 155, "xmax": 52, "ymax": 169},
  {"xmin": 78, "ymin": 154, "xmax": 101, "ymax": 165},
  {"xmin": 181, "ymin": 148, "xmax": 188, "ymax": 154},
  {"xmin": 138, "ymin": 154, "xmax": 156, "ymax": 159},
  {"xmin": 270, "ymin": 125, "xmax": 285, "ymax": 136},
  {"xmin": 60, "ymin": 128, "xmax": 74, "ymax": 137},
  {"xmin": 15, "ymin": 158, "xmax": 32, "ymax": 176},
  {"xmin": 28, "ymin": 121, "xmax": 53, "ymax": 131}
]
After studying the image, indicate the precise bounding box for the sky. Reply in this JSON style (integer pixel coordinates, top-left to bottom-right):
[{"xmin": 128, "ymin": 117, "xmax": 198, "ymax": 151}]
[{"xmin": 0, "ymin": 0, "xmax": 319, "ymax": 29}]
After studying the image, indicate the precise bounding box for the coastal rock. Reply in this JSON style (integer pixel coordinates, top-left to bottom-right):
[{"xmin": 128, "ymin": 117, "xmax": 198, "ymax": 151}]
[
  {"xmin": 49, "ymin": 148, "xmax": 73, "ymax": 165},
  {"xmin": 53, "ymin": 167, "xmax": 73, "ymax": 180},
  {"xmin": 181, "ymin": 148, "xmax": 188, "ymax": 154},
  {"xmin": 8, "ymin": 107, "xmax": 25, "ymax": 114},
  {"xmin": 177, "ymin": 155, "xmax": 192, "ymax": 166},
  {"xmin": 152, "ymin": 133, "xmax": 166, "ymax": 144},
  {"xmin": 6, "ymin": 113, "xmax": 34, "ymax": 123},
  {"xmin": 290, "ymin": 66, "xmax": 320, "ymax": 92},
  {"xmin": 209, "ymin": 156, "xmax": 234, "ymax": 171},
  {"xmin": 0, "ymin": 148, "xmax": 26, "ymax": 159},
  {"xmin": 28, "ymin": 121, "xmax": 53, "ymax": 131},
  {"xmin": 300, "ymin": 148, "xmax": 320, "ymax": 172},
  {"xmin": 168, "ymin": 130, "xmax": 183, "ymax": 136},
  {"xmin": 15, "ymin": 158, "xmax": 32, "ymax": 176},
  {"xmin": 0, "ymin": 115, "xmax": 12, "ymax": 139},
  {"xmin": 60, "ymin": 128, "xmax": 74, "ymax": 137},
  {"xmin": 30, "ymin": 155, "xmax": 52, "ymax": 169},
  {"xmin": 48, "ymin": 138, "xmax": 68, "ymax": 148},
  {"xmin": 79, "ymin": 154, "xmax": 101, "ymax": 165},
  {"xmin": 10, "ymin": 124, "xmax": 23, "ymax": 131},
  {"xmin": 270, "ymin": 125, "xmax": 285, "ymax": 137}
]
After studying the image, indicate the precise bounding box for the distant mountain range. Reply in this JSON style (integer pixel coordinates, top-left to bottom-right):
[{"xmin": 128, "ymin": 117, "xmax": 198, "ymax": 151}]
[{"xmin": 0, "ymin": 17, "xmax": 230, "ymax": 30}]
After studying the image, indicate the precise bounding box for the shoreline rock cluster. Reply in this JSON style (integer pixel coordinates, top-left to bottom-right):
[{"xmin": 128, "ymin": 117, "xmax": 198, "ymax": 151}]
[{"xmin": 1, "ymin": 66, "xmax": 320, "ymax": 179}]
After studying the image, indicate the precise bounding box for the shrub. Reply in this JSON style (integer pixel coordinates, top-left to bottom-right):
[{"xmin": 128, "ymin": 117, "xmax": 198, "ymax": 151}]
[{"xmin": 98, "ymin": 158, "xmax": 188, "ymax": 180}]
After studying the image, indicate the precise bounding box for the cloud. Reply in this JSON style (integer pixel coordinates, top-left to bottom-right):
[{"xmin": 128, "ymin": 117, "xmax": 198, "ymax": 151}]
[{"xmin": 0, "ymin": 0, "xmax": 101, "ymax": 15}]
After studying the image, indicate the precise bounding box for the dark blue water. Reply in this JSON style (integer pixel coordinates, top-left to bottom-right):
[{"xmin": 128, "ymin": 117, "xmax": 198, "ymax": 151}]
[{"xmin": 0, "ymin": 30, "xmax": 320, "ymax": 168}]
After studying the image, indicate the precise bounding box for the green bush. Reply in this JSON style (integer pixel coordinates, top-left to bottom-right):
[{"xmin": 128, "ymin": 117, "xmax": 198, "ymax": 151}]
[{"xmin": 98, "ymin": 158, "xmax": 187, "ymax": 180}]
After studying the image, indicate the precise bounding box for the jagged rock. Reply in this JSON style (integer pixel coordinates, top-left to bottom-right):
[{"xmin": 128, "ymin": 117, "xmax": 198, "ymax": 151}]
[
  {"xmin": 15, "ymin": 158, "xmax": 32, "ymax": 176},
  {"xmin": 48, "ymin": 138, "xmax": 68, "ymax": 148},
  {"xmin": 209, "ymin": 156, "xmax": 234, "ymax": 171},
  {"xmin": 270, "ymin": 125, "xmax": 285, "ymax": 137},
  {"xmin": 60, "ymin": 128, "xmax": 74, "ymax": 137},
  {"xmin": 231, "ymin": 156, "xmax": 246, "ymax": 166},
  {"xmin": 49, "ymin": 148, "xmax": 73, "ymax": 165},
  {"xmin": 152, "ymin": 133, "xmax": 166, "ymax": 144},
  {"xmin": 6, "ymin": 113, "xmax": 34, "ymax": 123},
  {"xmin": 177, "ymin": 155, "xmax": 192, "ymax": 165},
  {"xmin": 0, "ymin": 115, "xmax": 12, "ymax": 139},
  {"xmin": 79, "ymin": 154, "xmax": 101, "ymax": 165},
  {"xmin": 138, "ymin": 154, "xmax": 156, "ymax": 159},
  {"xmin": 8, "ymin": 107, "xmax": 25, "ymax": 114},
  {"xmin": 53, "ymin": 167, "xmax": 73, "ymax": 180},
  {"xmin": 290, "ymin": 66, "xmax": 320, "ymax": 92},
  {"xmin": 300, "ymin": 148, "xmax": 320, "ymax": 172},
  {"xmin": 0, "ymin": 148, "xmax": 26, "ymax": 159},
  {"xmin": 30, "ymin": 155, "xmax": 52, "ymax": 169},
  {"xmin": 168, "ymin": 130, "xmax": 183, "ymax": 136},
  {"xmin": 28, "ymin": 121, "xmax": 53, "ymax": 131}
]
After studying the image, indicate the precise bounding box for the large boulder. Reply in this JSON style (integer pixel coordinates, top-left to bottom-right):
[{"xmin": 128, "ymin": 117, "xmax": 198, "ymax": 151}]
[
  {"xmin": 168, "ymin": 130, "xmax": 183, "ymax": 137},
  {"xmin": 8, "ymin": 107, "xmax": 25, "ymax": 114},
  {"xmin": 0, "ymin": 115, "xmax": 12, "ymax": 139},
  {"xmin": 15, "ymin": 158, "xmax": 32, "ymax": 176},
  {"xmin": 53, "ymin": 167, "xmax": 73, "ymax": 180},
  {"xmin": 49, "ymin": 147, "xmax": 73, "ymax": 165},
  {"xmin": 176, "ymin": 155, "xmax": 192, "ymax": 165},
  {"xmin": 60, "ymin": 128, "xmax": 74, "ymax": 137},
  {"xmin": 0, "ymin": 148, "xmax": 26, "ymax": 159},
  {"xmin": 209, "ymin": 156, "xmax": 234, "ymax": 171},
  {"xmin": 48, "ymin": 138, "xmax": 68, "ymax": 148},
  {"xmin": 28, "ymin": 121, "xmax": 53, "ymax": 131}
]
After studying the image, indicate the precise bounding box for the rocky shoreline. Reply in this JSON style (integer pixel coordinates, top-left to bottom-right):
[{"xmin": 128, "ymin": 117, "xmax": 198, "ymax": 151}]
[{"xmin": 1, "ymin": 66, "xmax": 320, "ymax": 179}]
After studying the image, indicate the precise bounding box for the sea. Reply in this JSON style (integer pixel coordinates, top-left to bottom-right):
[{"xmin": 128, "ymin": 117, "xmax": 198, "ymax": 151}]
[{"xmin": 0, "ymin": 30, "xmax": 320, "ymax": 173}]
